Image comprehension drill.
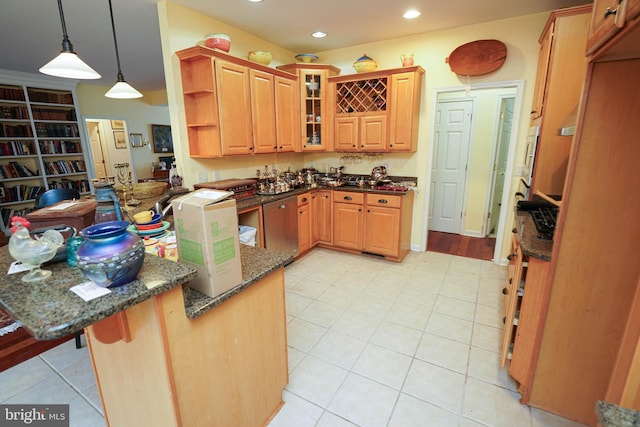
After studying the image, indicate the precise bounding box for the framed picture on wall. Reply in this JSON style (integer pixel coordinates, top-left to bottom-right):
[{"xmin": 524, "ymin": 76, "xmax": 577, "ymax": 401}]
[
  {"xmin": 113, "ymin": 130, "xmax": 127, "ymax": 149},
  {"xmin": 130, "ymin": 133, "xmax": 143, "ymax": 147},
  {"xmin": 151, "ymin": 124, "xmax": 173, "ymax": 153},
  {"xmin": 111, "ymin": 119, "xmax": 124, "ymax": 129},
  {"xmin": 159, "ymin": 156, "xmax": 174, "ymax": 169}
]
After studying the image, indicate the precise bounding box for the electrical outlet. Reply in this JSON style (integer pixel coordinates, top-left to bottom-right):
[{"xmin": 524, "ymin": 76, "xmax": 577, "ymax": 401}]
[
  {"xmin": 212, "ymin": 170, "xmax": 220, "ymax": 181},
  {"xmin": 196, "ymin": 172, "xmax": 208, "ymax": 183}
]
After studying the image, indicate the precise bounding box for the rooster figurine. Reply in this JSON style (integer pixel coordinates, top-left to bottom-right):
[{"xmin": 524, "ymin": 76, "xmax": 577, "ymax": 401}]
[{"xmin": 8, "ymin": 216, "xmax": 64, "ymax": 283}]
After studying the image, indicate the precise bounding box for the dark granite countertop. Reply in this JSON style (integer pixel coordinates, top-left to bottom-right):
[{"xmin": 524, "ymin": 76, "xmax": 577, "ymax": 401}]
[
  {"xmin": 0, "ymin": 246, "xmax": 197, "ymax": 340},
  {"xmin": 183, "ymin": 245, "xmax": 292, "ymax": 319},
  {"xmin": 235, "ymin": 181, "xmax": 416, "ymax": 211},
  {"xmin": 514, "ymin": 210, "xmax": 553, "ymax": 261},
  {"xmin": 596, "ymin": 401, "xmax": 640, "ymax": 426},
  {"xmin": 0, "ymin": 244, "xmax": 292, "ymax": 339}
]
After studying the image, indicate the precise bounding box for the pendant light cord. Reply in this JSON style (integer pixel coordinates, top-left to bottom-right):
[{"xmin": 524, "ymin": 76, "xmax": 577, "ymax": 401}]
[
  {"xmin": 57, "ymin": 0, "xmax": 74, "ymax": 53},
  {"xmin": 108, "ymin": 0, "xmax": 125, "ymax": 81}
]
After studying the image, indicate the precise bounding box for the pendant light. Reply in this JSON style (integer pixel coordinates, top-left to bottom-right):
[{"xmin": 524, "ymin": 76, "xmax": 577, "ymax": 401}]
[
  {"xmin": 39, "ymin": 0, "xmax": 101, "ymax": 79},
  {"xmin": 105, "ymin": 0, "xmax": 142, "ymax": 99}
]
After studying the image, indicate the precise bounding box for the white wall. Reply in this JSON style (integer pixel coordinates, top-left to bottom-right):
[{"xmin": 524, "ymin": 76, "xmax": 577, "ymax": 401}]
[{"xmin": 76, "ymin": 84, "xmax": 171, "ymax": 181}]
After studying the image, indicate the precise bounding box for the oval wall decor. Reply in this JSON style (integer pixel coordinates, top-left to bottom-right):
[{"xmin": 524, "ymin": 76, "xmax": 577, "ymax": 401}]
[{"xmin": 445, "ymin": 39, "xmax": 507, "ymax": 76}]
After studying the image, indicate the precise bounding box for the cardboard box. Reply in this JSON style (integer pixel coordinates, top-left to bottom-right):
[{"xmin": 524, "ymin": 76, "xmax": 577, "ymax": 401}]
[{"xmin": 171, "ymin": 189, "xmax": 242, "ymax": 297}]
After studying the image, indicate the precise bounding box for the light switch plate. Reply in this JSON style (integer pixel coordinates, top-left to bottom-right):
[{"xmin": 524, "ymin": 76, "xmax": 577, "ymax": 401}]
[{"xmin": 196, "ymin": 172, "xmax": 208, "ymax": 183}]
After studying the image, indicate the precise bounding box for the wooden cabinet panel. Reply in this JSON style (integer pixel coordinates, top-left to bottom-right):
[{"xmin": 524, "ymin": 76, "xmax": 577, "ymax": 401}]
[
  {"xmin": 334, "ymin": 117, "xmax": 358, "ymax": 151},
  {"xmin": 251, "ymin": 70, "xmax": 277, "ymax": 154},
  {"xmin": 274, "ymin": 76, "xmax": 300, "ymax": 152},
  {"xmin": 360, "ymin": 114, "xmax": 387, "ymax": 151},
  {"xmin": 530, "ymin": 21, "xmax": 554, "ymax": 120},
  {"xmin": 363, "ymin": 205, "xmax": 400, "ymax": 257},
  {"xmin": 215, "ymin": 60, "xmax": 254, "ymax": 156},
  {"xmin": 333, "ymin": 199, "xmax": 363, "ymax": 250},
  {"xmin": 500, "ymin": 237, "xmax": 525, "ymax": 366},
  {"xmin": 311, "ymin": 190, "xmax": 332, "ymax": 245},
  {"xmin": 297, "ymin": 202, "xmax": 311, "ymax": 254},
  {"xmin": 389, "ymin": 71, "xmax": 421, "ymax": 151}
]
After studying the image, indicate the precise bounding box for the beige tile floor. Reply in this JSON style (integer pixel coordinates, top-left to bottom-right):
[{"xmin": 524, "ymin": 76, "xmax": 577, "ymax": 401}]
[{"xmin": 0, "ymin": 248, "xmax": 587, "ymax": 427}]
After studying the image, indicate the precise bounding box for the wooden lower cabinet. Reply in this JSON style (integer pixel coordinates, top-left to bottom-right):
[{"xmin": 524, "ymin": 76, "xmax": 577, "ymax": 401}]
[
  {"xmin": 311, "ymin": 190, "xmax": 332, "ymax": 245},
  {"xmin": 331, "ymin": 190, "xmax": 413, "ymax": 261},
  {"xmin": 500, "ymin": 236, "xmax": 525, "ymax": 367},
  {"xmin": 86, "ymin": 268, "xmax": 288, "ymax": 427},
  {"xmin": 332, "ymin": 191, "xmax": 364, "ymax": 250},
  {"xmin": 297, "ymin": 193, "xmax": 311, "ymax": 255}
]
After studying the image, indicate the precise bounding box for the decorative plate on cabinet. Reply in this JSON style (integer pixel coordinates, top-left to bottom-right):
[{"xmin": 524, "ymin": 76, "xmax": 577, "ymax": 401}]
[{"xmin": 295, "ymin": 53, "xmax": 319, "ymax": 63}]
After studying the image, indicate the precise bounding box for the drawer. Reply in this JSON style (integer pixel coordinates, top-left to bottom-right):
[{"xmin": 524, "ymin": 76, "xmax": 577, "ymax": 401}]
[
  {"xmin": 365, "ymin": 193, "xmax": 401, "ymax": 208},
  {"xmin": 297, "ymin": 193, "xmax": 310, "ymax": 206},
  {"xmin": 333, "ymin": 191, "xmax": 364, "ymax": 204}
]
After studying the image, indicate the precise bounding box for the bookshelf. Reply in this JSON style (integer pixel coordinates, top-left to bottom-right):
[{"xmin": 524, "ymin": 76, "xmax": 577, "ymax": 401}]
[{"xmin": 0, "ymin": 73, "xmax": 91, "ymax": 236}]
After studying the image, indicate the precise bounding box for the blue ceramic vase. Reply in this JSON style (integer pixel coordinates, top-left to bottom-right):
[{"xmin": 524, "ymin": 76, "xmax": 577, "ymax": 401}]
[{"xmin": 76, "ymin": 221, "xmax": 144, "ymax": 287}]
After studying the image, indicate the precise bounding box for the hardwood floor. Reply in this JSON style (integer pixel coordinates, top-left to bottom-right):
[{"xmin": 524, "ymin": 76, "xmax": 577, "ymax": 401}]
[{"xmin": 427, "ymin": 231, "xmax": 495, "ymax": 261}]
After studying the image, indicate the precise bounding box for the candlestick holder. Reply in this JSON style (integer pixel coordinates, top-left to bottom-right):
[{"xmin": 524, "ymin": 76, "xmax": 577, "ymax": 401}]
[{"xmin": 114, "ymin": 163, "xmax": 140, "ymax": 206}]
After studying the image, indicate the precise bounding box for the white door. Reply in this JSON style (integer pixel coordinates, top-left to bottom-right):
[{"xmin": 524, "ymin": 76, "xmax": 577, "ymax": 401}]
[
  {"xmin": 429, "ymin": 100, "xmax": 473, "ymax": 233},
  {"xmin": 87, "ymin": 121, "xmax": 108, "ymax": 179}
]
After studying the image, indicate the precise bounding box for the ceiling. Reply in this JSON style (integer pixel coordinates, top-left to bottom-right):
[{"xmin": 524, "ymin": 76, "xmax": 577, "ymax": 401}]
[{"xmin": 0, "ymin": 0, "xmax": 588, "ymax": 92}]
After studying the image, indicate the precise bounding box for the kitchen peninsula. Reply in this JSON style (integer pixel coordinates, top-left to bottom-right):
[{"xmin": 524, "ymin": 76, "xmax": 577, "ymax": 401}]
[{"xmin": 0, "ymin": 244, "xmax": 292, "ymax": 427}]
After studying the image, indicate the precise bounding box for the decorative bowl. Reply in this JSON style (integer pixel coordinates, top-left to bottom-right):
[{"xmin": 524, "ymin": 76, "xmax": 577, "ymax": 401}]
[
  {"xmin": 295, "ymin": 53, "xmax": 319, "ymax": 63},
  {"xmin": 117, "ymin": 181, "xmax": 167, "ymax": 199},
  {"xmin": 353, "ymin": 54, "xmax": 377, "ymax": 73},
  {"xmin": 248, "ymin": 50, "xmax": 272, "ymax": 65},
  {"xmin": 205, "ymin": 33, "xmax": 231, "ymax": 52},
  {"xmin": 135, "ymin": 213, "xmax": 162, "ymax": 226}
]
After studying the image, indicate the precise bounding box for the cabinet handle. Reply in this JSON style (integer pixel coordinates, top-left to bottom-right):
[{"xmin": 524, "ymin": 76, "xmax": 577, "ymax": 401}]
[
  {"xmin": 507, "ymin": 253, "xmax": 517, "ymax": 261},
  {"xmin": 302, "ymin": 197, "xmax": 307, "ymax": 202},
  {"xmin": 531, "ymin": 109, "xmax": 538, "ymax": 114},
  {"xmin": 509, "ymin": 278, "xmax": 513, "ymax": 284},
  {"xmin": 604, "ymin": 7, "xmax": 618, "ymax": 17},
  {"xmin": 503, "ymin": 316, "xmax": 506, "ymax": 324},
  {"xmin": 248, "ymin": 147, "xmax": 253, "ymax": 151},
  {"xmin": 378, "ymin": 199, "xmax": 388, "ymax": 204},
  {"xmin": 512, "ymin": 228, "xmax": 518, "ymax": 234},
  {"xmin": 344, "ymin": 196, "xmax": 352, "ymax": 201},
  {"xmin": 502, "ymin": 287, "xmax": 508, "ymax": 295}
]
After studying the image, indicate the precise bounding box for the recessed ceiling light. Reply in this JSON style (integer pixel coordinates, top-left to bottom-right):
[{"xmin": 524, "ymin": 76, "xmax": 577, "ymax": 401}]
[
  {"xmin": 247, "ymin": 0, "xmax": 263, "ymax": 3},
  {"xmin": 311, "ymin": 31, "xmax": 327, "ymax": 38},
  {"xmin": 403, "ymin": 9, "xmax": 421, "ymax": 19}
]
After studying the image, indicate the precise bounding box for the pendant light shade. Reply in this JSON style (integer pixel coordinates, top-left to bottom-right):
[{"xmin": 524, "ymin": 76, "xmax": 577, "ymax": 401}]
[
  {"xmin": 40, "ymin": 0, "xmax": 101, "ymax": 79},
  {"xmin": 105, "ymin": 0, "xmax": 142, "ymax": 99}
]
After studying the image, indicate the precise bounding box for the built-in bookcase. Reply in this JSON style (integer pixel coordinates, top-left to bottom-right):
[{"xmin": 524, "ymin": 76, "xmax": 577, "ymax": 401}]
[{"xmin": 0, "ymin": 72, "xmax": 92, "ymax": 236}]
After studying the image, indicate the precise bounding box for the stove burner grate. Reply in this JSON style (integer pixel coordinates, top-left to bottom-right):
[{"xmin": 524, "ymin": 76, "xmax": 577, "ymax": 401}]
[{"xmin": 530, "ymin": 207, "xmax": 558, "ymax": 240}]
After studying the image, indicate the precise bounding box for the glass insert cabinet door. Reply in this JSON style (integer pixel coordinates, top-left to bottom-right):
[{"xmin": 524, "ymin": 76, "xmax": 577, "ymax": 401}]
[{"xmin": 304, "ymin": 73, "xmax": 322, "ymax": 147}]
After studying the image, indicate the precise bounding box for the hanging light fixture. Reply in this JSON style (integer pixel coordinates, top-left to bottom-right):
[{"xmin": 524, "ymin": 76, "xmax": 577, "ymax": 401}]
[
  {"xmin": 39, "ymin": 0, "xmax": 101, "ymax": 79},
  {"xmin": 105, "ymin": 0, "xmax": 142, "ymax": 99}
]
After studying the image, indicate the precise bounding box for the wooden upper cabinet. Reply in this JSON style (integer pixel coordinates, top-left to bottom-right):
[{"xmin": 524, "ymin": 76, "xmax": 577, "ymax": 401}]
[
  {"xmin": 530, "ymin": 5, "xmax": 592, "ymax": 197},
  {"xmin": 177, "ymin": 46, "xmax": 298, "ymax": 158},
  {"xmin": 274, "ymin": 76, "xmax": 300, "ymax": 152},
  {"xmin": 251, "ymin": 69, "xmax": 277, "ymax": 154},
  {"xmin": 389, "ymin": 71, "xmax": 423, "ymax": 151},
  {"xmin": 586, "ymin": 0, "xmax": 626, "ymax": 55},
  {"xmin": 276, "ymin": 64, "xmax": 340, "ymax": 152},
  {"xmin": 330, "ymin": 66, "xmax": 423, "ymax": 153},
  {"xmin": 530, "ymin": 21, "xmax": 554, "ymax": 120}
]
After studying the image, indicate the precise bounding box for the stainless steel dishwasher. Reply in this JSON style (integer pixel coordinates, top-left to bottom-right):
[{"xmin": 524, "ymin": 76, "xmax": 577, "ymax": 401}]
[{"xmin": 263, "ymin": 195, "xmax": 298, "ymax": 259}]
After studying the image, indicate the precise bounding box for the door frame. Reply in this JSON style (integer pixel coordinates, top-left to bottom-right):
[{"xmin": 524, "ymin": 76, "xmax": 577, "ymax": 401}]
[
  {"xmin": 422, "ymin": 80, "xmax": 525, "ymax": 264},
  {"xmin": 484, "ymin": 94, "xmax": 516, "ymax": 237}
]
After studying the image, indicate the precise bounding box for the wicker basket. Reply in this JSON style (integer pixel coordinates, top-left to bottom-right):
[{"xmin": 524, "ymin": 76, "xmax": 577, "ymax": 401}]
[{"xmin": 118, "ymin": 181, "xmax": 168, "ymax": 199}]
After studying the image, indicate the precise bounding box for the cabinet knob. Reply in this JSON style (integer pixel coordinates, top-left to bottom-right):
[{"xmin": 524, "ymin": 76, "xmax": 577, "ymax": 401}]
[
  {"xmin": 604, "ymin": 7, "xmax": 618, "ymax": 17},
  {"xmin": 378, "ymin": 199, "xmax": 388, "ymax": 204},
  {"xmin": 302, "ymin": 197, "xmax": 307, "ymax": 202},
  {"xmin": 512, "ymin": 228, "xmax": 518, "ymax": 234},
  {"xmin": 507, "ymin": 253, "xmax": 517, "ymax": 261},
  {"xmin": 502, "ymin": 287, "xmax": 508, "ymax": 295},
  {"xmin": 344, "ymin": 196, "xmax": 352, "ymax": 201}
]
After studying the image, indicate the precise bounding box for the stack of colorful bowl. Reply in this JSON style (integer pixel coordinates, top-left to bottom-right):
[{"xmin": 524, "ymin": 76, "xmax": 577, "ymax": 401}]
[{"xmin": 128, "ymin": 211, "xmax": 170, "ymax": 238}]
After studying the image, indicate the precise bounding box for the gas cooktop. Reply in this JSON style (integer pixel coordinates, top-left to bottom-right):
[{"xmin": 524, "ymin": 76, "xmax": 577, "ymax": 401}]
[{"xmin": 530, "ymin": 206, "xmax": 558, "ymax": 240}]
